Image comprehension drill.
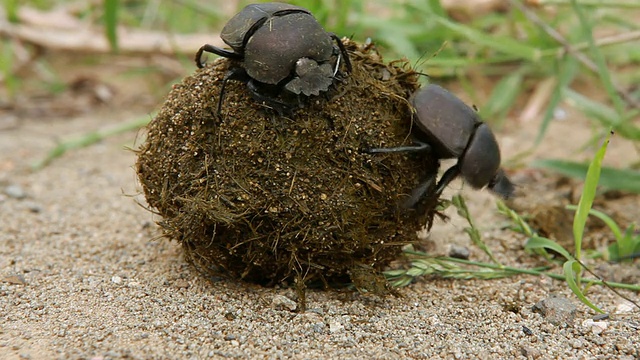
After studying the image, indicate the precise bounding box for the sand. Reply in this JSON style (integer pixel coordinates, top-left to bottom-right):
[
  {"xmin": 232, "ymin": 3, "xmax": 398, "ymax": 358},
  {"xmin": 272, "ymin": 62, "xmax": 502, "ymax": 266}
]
[{"xmin": 1, "ymin": 89, "xmax": 639, "ymax": 360}]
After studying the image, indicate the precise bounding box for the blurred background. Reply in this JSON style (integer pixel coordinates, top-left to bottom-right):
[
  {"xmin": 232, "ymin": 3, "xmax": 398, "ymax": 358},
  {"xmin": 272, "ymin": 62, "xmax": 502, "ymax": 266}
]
[{"xmin": 1, "ymin": 0, "xmax": 639, "ymax": 186}]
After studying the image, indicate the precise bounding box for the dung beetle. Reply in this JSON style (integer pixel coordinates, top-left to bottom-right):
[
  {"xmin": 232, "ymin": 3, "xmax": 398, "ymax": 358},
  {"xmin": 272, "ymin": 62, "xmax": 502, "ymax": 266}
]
[
  {"xmin": 366, "ymin": 84, "xmax": 514, "ymax": 207},
  {"xmin": 195, "ymin": 2, "xmax": 352, "ymax": 114}
]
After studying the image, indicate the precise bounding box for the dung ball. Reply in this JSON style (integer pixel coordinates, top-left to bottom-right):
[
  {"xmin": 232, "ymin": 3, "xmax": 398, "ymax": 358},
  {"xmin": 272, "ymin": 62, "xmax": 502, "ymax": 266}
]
[{"xmin": 135, "ymin": 40, "xmax": 440, "ymax": 289}]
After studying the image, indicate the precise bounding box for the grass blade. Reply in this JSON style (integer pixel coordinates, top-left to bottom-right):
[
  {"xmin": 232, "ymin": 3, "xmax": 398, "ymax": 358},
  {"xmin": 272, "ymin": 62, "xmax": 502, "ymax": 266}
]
[
  {"xmin": 572, "ymin": 131, "xmax": 613, "ymax": 259},
  {"xmin": 480, "ymin": 72, "xmax": 524, "ymax": 125},
  {"xmin": 433, "ymin": 17, "xmax": 540, "ymax": 61},
  {"xmin": 563, "ymin": 260, "xmax": 604, "ymax": 313},
  {"xmin": 32, "ymin": 115, "xmax": 152, "ymax": 170},
  {"xmin": 525, "ymin": 236, "xmax": 573, "ymax": 261},
  {"xmin": 452, "ymin": 194, "xmax": 501, "ymax": 265},
  {"xmin": 532, "ymin": 159, "xmax": 640, "ymax": 194},
  {"xmin": 535, "ymin": 56, "xmax": 579, "ymax": 143},
  {"xmin": 571, "ymin": 0, "xmax": 625, "ymax": 117},
  {"xmin": 563, "ymin": 89, "xmax": 640, "ymax": 140},
  {"xmin": 105, "ymin": 0, "xmax": 119, "ymax": 52},
  {"xmin": 566, "ymin": 205, "xmax": 623, "ymax": 241}
]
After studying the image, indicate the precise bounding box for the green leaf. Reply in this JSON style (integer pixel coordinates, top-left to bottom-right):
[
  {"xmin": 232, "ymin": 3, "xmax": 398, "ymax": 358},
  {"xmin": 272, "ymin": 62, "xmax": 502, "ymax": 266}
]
[
  {"xmin": 480, "ymin": 72, "xmax": 523, "ymax": 124},
  {"xmin": 572, "ymin": 131, "xmax": 612, "ymax": 259},
  {"xmin": 571, "ymin": 0, "xmax": 625, "ymax": 117},
  {"xmin": 433, "ymin": 17, "xmax": 541, "ymax": 61},
  {"xmin": 525, "ymin": 236, "xmax": 573, "ymax": 261},
  {"xmin": 536, "ymin": 56, "xmax": 578, "ymax": 143},
  {"xmin": 566, "ymin": 205, "xmax": 623, "ymax": 241},
  {"xmin": 532, "ymin": 160, "xmax": 640, "ymax": 194},
  {"xmin": 618, "ymin": 224, "xmax": 639, "ymax": 259},
  {"xmin": 563, "ymin": 89, "xmax": 640, "ymax": 140},
  {"xmin": 6, "ymin": 0, "xmax": 19, "ymax": 23},
  {"xmin": 563, "ymin": 260, "xmax": 604, "ymax": 313},
  {"xmin": 104, "ymin": 0, "xmax": 119, "ymax": 52}
]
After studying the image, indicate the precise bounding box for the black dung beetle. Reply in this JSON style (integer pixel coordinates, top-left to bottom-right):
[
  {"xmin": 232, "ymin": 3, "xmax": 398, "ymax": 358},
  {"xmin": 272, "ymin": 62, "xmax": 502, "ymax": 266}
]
[
  {"xmin": 195, "ymin": 2, "xmax": 352, "ymax": 114},
  {"xmin": 366, "ymin": 84, "xmax": 514, "ymax": 207}
]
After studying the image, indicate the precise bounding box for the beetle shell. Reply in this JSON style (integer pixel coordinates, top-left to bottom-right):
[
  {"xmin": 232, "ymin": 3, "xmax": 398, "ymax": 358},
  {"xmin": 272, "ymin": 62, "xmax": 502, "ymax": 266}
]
[
  {"xmin": 220, "ymin": 3, "xmax": 309, "ymax": 53},
  {"xmin": 244, "ymin": 13, "xmax": 334, "ymax": 85},
  {"xmin": 459, "ymin": 123, "xmax": 501, "ymax": 189},
  {"xmin": 410, "ymin": 84, "xmax": 480, "ymax": 159}
]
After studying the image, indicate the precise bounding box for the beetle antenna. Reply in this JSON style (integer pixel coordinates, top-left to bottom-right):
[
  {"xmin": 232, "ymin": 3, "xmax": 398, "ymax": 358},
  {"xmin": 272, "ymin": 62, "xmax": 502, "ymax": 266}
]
[
  {"xmin": 330, "ymin": 33, "xmax": 352, "ymax": 73},
  {"xmin": 413, "ymin": 41, "xmax": 448, "ymax": 70}
]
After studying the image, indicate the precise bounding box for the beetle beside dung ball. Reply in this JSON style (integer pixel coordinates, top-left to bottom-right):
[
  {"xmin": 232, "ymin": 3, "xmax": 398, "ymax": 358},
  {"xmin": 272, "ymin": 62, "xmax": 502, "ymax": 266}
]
[
  {"xmin": 196, "ymin": 2, "xmax": 352, "ymax": 114},
  {"xmin": 366, "ymin": 84, "xmax": 514, "ymax": 207}
]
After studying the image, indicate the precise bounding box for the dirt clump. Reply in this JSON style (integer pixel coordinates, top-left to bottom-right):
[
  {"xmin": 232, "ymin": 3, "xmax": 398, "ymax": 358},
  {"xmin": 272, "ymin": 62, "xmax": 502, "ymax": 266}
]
[{"xmin": 135, "ymin": 40, "xmax": 440, "ymax": 291}]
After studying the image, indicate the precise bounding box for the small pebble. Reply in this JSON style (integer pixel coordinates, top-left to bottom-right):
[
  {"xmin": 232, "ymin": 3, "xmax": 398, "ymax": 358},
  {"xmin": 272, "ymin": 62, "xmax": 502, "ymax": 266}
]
[
  {"xmin": 532, "ymin": 295, "xmax": 576, "ymax": 327},
  {"xmin": 23, "ymin": 201, "xmax": 43, "ymax": 213},
  {"xmin": 173, "ymin": 279, "xmax": 189, "ymax": 288},
  {"xmin": 2, "ymin": 274, "xmax": 26, "ymax": 285},
  {"xmin": 272, "ymin": 295, "xmax": 297, "ymax": 311},
  {"xmin": 616, "ymin": 301, "xmax": 634, "ymax": 313},
  {"xmin": 592, "ymin": 313, "xmax": 609, "ymax": 321},
  {"xmin": 448, "ymin": 244, "xmax": 470, "ymax": 260},
  {"xmin": 329, "ymin": 320, "xmax": 344, "ymax": 334},
  {"xmin": 5, "ymin": 184, "xmax": 26, "ymax": 199},
  {"xmin": 520, "ymin": 346, "xmax": 541, "ymax": 359},
  {"xmin": 582, "ymin": 319, "xmax": 608, "ymax": 335}
]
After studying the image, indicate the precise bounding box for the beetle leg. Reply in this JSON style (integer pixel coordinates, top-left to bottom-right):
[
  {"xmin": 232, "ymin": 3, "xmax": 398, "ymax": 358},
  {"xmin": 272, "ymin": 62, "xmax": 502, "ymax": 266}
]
[
  {"xmin": 217, "ymin": 68, "xmax": 251, "ymax": 115},
  {"xmin": 196, "ymin": 44, "xmax": 243, "ymax": 68},
  {"xmin": 434, "ymin": 164, "xmax": 461, "ymax": 196},
  {"xmin": 401, "ymin": 174, "xmax": 436, "ymax": 209},
  {"xmin": 329, "ymin": 33, "xmax": 352, "ymax": 73},
  {"xmin": 364, "ymin": 141, "xmax": 431, "ymax": 154}
]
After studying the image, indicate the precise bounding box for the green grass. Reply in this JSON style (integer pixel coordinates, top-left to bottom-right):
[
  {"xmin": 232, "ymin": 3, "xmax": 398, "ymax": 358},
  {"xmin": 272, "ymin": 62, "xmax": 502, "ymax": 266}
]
[
  {"xmin": 566, "ymin": 206, "xmax": 640, "ymax": 262},
  {"xmin": 388, "ymin": 130, "xmax": 640, "ymax": 312},
  {"xmin": 8, "ymin": 1, "xmax": 640, "ymax": 148}
]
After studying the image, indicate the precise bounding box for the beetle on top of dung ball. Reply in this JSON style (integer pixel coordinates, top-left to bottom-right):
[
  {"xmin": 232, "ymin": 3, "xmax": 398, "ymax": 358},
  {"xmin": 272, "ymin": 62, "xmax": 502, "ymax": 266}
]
[{"xmin": 196, "ymin": 2, "xmax": 352, "ymax": 115}]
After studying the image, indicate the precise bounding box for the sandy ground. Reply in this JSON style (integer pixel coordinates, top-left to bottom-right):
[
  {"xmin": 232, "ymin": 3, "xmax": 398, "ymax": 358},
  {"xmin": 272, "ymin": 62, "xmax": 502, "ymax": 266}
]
[{"xmin": 2, "ymin": 65, "xmax": 640, "ymax": 359}]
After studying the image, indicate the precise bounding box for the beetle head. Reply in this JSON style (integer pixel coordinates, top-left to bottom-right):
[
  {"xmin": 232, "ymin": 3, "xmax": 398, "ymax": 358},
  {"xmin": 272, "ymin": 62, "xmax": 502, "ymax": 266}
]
[
  {"xmin": 488, "ymin": 168, "xmax": 515, "ymax": 199},
  {"xmin": 284, "ymin": 58, "xmax": 334, "ymax": 96}
]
